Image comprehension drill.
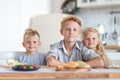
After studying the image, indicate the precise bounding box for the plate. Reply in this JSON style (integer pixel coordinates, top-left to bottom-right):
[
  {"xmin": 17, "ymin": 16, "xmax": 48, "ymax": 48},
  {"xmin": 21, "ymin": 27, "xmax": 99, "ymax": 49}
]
[{"xmin": 12, "ymin": 65, "xmax": 40, "ymax": 71}]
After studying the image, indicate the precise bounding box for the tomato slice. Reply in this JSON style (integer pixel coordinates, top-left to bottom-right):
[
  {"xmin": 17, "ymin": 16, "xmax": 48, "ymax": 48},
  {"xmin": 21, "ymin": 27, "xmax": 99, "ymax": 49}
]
[
  {"xmin": 22, "ymin": 65, "xmax": 27, "ymax": 70},
  {"xmin": 33, "ymin": 65, "xmax": 39, "ymax": 69}
]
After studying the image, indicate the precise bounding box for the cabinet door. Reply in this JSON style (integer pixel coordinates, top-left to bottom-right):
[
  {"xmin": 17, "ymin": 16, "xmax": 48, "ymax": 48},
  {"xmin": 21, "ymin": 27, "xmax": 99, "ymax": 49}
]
[
  {"xmin": 77, "ymin": 0, "xmax": 99, "ymax": 8},
  {"xmin": 103, "ymin": 0, "xmax": 120, "ymax": 2},
  {"xmin": 77, "ymin": 0, "xmax": 120, "ymax": 8}
]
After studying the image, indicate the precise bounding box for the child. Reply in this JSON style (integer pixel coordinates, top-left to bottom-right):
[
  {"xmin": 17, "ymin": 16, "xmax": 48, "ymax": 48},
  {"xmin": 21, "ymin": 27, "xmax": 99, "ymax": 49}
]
[
  {"xmin": 82, "ymin": 27, "xmax": 109, "ymax": 68},
  {"xmin": 46, "ymin": 15, "xmax": 104, "ymax": 68},
  {"xmin": 17, "ymin": 28, "xmax": 46, "ymax": 66}
]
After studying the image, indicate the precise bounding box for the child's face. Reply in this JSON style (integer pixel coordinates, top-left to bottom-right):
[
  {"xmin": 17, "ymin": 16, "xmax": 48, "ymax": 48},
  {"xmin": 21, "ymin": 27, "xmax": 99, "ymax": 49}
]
[
  {"xmin": 22, "ymin": 35, "xmax": 41, "ymax": 53},
  {"xmin": 60, "ymin": 20, "xmax": 81, "ymax": 43},
  {"xmin": 83, "ymin": 32, "xmax": 99, "ymax": 49}
]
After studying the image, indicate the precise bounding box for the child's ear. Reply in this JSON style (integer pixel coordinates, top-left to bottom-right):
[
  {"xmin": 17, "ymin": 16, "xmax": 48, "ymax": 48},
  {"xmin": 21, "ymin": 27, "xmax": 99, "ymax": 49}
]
[
  {"xmin": 60, "ymin": 29, "xmax": 63, "ymax": 35},
  {"xmin": 22, "ymin": 42, "xmax": 25, "ymax": 47},
  {"xmin": 78, "ymin": 29, "xmax": 82, "ymax": 35}
]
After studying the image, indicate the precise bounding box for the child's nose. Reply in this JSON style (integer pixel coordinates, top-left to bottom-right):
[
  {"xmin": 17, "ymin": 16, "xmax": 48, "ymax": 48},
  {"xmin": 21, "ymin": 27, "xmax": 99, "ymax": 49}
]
[
  {"xmin": 29, "ymin": 42, "xmax": 34, "ymax": 45},
  {"xmin": 70, "ymin": 29, "xmax": 74, "ymax": 33},
  {"xmin": 89, "ymin": 39, "xmax": 92, "ymax": 42}
]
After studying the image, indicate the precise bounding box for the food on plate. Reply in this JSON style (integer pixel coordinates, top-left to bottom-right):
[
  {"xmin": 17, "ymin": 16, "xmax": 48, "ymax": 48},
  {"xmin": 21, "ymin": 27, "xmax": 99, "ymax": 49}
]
[
  {"xmin": 77, "ymin": 61, "xmax": 91, "ymax": 69},
  {"xmin": 7, "ymin": 60, "xmax": 26, "ymax": 68},
  {"xmin": 56, "ymin": 64, "xmax": 65, "ymax": 71},
  {"xmin": 56, "ymin": 61, "xmax": 91, "ymax": 71},
  {"xmin": 7, "ymin": 60, "xmax": 21, "ymax": 67},
  {"xmin": 12, "ymin": 65, "xmax": 39, "ymax": 71},
  {"xmin": 64, "ymin": 62, "xmax": 79, "ymax": 69}
]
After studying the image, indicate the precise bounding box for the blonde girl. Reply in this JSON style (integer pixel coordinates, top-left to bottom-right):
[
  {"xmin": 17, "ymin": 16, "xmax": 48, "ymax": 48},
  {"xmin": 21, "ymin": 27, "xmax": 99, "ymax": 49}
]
[{"xmin": 82, "ymin": 27, "xmax": 109, "ymax": 68}]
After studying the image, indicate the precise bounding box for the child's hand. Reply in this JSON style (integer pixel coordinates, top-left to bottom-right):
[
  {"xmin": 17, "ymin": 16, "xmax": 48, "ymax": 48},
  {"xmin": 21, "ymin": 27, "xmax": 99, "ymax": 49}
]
[{"xmin": 47, "ymin": 56, "xmax": 63, "ymax": 67}]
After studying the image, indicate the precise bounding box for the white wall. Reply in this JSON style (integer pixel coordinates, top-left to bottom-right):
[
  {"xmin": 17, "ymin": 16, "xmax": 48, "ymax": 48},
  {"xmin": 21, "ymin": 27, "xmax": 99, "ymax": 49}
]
[
  {"xmin": 0, "ymin": 0, "xmax": 50, "ymax": 51},
  {"xmin": 50, "ymin": 0, "xmax": 64, "ymax": 13}
]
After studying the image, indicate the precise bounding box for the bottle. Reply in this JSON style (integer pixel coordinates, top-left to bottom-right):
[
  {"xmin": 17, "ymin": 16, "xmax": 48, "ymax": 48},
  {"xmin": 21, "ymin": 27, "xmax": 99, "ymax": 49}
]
[{"xmin": 97, "ymin": 24, "xmax": 105, "ymax": 41}]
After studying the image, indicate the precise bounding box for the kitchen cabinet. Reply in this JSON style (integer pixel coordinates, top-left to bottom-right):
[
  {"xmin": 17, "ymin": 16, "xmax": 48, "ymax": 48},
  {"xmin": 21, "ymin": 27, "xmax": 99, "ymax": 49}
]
[{"xmin": 77, "ymin": 0, "xmax": 120, "ymax": 8}]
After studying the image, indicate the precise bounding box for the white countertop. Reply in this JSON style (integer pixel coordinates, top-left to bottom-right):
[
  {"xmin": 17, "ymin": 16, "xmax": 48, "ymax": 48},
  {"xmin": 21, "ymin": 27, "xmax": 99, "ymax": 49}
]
[{"xmin": 0, "ymin": 67, "xmax": 120, "ymax": 74}]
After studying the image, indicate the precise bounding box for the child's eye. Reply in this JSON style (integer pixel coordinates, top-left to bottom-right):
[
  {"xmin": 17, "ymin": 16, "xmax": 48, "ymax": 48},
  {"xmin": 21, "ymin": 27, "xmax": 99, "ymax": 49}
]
[
  {"xmin": 92, "ymin": 38, "xmax": 96, "ymax": 40},
  {"xmin": 73, "ymin": 28, "xmax": 77, "ymax": 31},
  {"xmin": 65, "ymin": 28, "xmax": 77, "ymax": 31},
  {"xmin": 33, "ymin": 41, "xmax": 37, "ymax": 43}
]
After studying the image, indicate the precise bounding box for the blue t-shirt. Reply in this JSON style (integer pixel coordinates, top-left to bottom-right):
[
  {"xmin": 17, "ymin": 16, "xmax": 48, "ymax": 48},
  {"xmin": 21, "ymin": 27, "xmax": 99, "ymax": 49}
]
[{"xmin": 17, "ymin": 52, "xmax": 46, "ymax": 66}]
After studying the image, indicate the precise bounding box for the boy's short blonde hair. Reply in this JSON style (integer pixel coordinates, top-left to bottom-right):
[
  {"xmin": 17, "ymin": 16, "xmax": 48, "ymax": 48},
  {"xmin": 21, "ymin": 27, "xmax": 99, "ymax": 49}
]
[
  {"xmin": 61, "ymin": 15, "xmax": 82, "ymax": 29},
  {"xmin": 23, "ymin": 28, "xmax": 40, "ymax": 41}
]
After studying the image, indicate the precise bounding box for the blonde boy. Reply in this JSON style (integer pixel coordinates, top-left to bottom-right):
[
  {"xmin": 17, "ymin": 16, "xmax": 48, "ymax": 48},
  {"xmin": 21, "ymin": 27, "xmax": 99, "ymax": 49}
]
[{"xmin": 17, "ymin": 28, "xmax": 46, "ymax": 65}]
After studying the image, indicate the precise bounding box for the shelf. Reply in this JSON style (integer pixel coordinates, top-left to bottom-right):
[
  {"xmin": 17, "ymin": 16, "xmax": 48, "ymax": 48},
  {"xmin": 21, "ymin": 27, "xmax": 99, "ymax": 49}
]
[
  {"xmin": 104, "ymin": 45, "xmax": 120, "ymax": 50},
  {"xmin": 77, "ymin": 0, "xmax": 120, "ymax": 8}
]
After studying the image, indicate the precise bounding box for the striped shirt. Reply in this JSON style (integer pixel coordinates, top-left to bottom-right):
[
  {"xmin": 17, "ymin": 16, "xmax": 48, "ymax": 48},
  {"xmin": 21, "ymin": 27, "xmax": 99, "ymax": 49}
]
[{"xmin": 46, "ymin": 40, "xmax": 100, "ymax": 63}]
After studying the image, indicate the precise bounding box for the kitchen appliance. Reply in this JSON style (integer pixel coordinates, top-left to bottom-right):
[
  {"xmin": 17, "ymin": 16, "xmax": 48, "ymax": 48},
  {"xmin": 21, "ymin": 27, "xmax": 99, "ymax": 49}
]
[
  {"xmin": 97, "ymin": 24, "xmax": 105, "ymax": 41},
  {"xmin": 96, "ymin": 24, "xmax": 106, "ymax": 45},
  {"xmin": 112, "ymin": 15, "xmax": 118, "ymax": 40},
  {"xmin": 61, "ymin": 0, "xmax": 77, "ymax": 14}
]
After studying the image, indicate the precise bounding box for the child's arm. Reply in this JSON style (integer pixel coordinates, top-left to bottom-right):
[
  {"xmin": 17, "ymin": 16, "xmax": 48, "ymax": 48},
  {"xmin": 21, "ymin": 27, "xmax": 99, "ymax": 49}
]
[
  {"xmin": 47, "ymin": 56, "xmax": 63, "ymax": 67},
  {"xmin": 86, "ymin": 56, "xmax": 104, "ymax": 68},
  {"xmin": 101, "ymin": 54, "xmax": 109, "ymax": 68}
]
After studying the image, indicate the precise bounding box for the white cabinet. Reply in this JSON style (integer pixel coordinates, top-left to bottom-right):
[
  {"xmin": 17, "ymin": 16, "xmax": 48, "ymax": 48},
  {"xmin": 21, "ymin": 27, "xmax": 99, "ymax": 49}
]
[
  {"xmin": 77, "ymin": 0, "xmax": 99, "ymax": 8},
  {"xmin": 77, "ymin": 0, "xmax": 120, "ymax": 8},
  {"xmin": 106, "ymin": 50, "xmax": 120, "ymax": 67}
]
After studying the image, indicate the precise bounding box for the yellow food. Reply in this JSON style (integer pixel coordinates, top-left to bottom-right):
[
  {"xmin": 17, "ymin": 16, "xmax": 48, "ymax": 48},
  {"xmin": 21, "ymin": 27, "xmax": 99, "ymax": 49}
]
[
  {"xmin": 56, "ymin": 64, "xmax": 65, "ymax": 71},
  {"xmin": 77, "ymin": 61, "xmax": 91, "ymax": 69},
  {"xmin": 7, "ymin": 60, "xmax": 23, "ymax": 67},
  {"xmin": 56, "ymin": 61, "xmax": 91, "ymax": 71},
  {"xmin": 64, "ymin": 62, "xmax": 79, "ymax": 69}
]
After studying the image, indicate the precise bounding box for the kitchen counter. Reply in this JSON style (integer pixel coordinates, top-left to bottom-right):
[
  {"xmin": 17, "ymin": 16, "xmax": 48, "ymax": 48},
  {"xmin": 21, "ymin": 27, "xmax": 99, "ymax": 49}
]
[
  {"xmin": 0, "ymin": 66, "xmax": 120, "ymax": 79},
  {"xmin": 104, "ymin": 45, "xmax": 120, "ymax": 50}
]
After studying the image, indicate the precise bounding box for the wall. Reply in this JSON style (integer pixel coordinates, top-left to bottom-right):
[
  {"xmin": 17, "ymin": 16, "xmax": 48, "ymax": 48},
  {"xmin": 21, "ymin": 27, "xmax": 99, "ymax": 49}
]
[
  {"xmin": 0, "ymin": 0, "xmax": 50, "ymax": 51},
  {"xmin": 50, "ymin": 0, "xmax": 64, "ymax": 13},
  {"xmin": 0, "ymin": 0, "xmax": 22, "ymax": 51}
]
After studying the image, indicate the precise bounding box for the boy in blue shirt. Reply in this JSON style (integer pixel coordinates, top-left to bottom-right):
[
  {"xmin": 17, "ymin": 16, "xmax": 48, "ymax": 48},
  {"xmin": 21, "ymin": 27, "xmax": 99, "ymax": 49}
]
[{"xmin": 17, "ymin": 28, "xmax": 46, "ymax": 66}]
